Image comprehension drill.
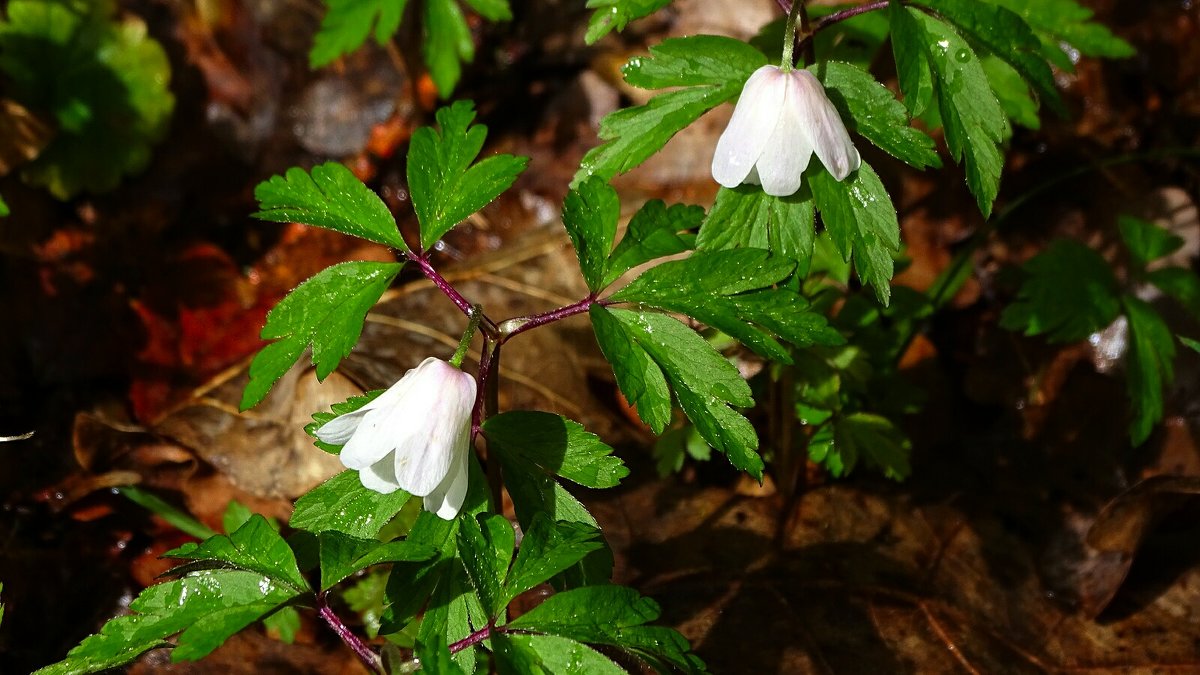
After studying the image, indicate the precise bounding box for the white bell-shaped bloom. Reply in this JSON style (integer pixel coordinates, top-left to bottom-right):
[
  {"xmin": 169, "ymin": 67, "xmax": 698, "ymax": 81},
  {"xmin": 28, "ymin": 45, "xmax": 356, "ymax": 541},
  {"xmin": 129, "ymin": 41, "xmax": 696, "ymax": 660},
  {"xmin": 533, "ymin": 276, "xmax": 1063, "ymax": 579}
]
[
  {"xmin": 712, "ymin": 65, "xmax": 861, "ymax": 197},
  {"xmin": 315, "ymin": 357, "xmax": 476, "ymax": 520}
]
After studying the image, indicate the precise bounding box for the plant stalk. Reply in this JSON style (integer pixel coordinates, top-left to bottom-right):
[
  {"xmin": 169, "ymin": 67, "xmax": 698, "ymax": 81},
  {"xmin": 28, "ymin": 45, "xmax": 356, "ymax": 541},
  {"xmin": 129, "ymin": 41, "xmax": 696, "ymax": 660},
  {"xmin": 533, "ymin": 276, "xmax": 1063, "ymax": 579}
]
[{"xmin": 316, "ymin": 592, "xmax": 384, "ymax": 675}]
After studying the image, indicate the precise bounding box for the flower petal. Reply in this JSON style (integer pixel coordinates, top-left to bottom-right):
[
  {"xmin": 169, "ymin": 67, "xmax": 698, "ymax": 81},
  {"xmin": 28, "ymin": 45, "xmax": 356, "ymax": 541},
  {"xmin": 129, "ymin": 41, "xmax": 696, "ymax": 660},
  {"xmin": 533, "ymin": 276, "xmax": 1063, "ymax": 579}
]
[
  {"xmin": 423, "ymin": 447, "xmax": 470, "ymax": 520},
  {"xmin": 794, "ymin": 70, "xmax": 860, "ymax": 181},
  {"xmin": 315, "ymin": 357, "xmax": 436, "ymax": 445},
  {"xmin": 754, "ymin": 72, "xmax": 813, "ymax": 197},
  {"xmin": 359, "ymin": 453, "xmax": 402, "ymax": 493},
  {"xmin": 392, "ymin": 369, "xmax": 475, "ymax": 496},
  {"xmin": 711, "ymin": 65, "xmax": 788, "ymax": 189}
]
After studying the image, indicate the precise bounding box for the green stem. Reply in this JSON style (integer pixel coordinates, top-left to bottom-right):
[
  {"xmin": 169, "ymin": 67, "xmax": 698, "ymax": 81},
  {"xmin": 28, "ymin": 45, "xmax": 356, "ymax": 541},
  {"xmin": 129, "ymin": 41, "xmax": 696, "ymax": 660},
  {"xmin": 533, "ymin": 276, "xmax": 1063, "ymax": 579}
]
[
  {"xmin": 780, "ymin": 0, "xmax": 805, "ymax": 71},
  {"xmin": 450, "ymin": 304, "xmax": 484, "ymax": 369}
]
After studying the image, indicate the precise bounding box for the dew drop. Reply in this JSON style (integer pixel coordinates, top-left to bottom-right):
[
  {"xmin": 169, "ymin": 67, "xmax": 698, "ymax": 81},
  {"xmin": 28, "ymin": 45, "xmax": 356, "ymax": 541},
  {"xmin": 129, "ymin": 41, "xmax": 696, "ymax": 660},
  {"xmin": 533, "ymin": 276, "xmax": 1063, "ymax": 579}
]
[{"xmin": 954, "ymin": 48, "xmax": 970, "ymax": 63}]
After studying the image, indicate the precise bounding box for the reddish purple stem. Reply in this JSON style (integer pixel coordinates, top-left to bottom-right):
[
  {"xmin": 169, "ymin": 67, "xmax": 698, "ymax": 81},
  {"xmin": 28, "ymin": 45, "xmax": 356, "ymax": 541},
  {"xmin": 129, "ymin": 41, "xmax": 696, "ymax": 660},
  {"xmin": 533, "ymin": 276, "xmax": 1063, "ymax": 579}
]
[
  {"xmin": 501, "ymin": 295, "xmax": 601, "ymax": 341},
  {"xmin": 316, "ymin": 592, "xmax": 384, "ymax": 675},
  {"xmin": 776, "ymin": 0, "xmax": 894, "ymax": 34},
  {"xmin": 448, "ymin": 624, "xmax": 495, "ymax": 653}
]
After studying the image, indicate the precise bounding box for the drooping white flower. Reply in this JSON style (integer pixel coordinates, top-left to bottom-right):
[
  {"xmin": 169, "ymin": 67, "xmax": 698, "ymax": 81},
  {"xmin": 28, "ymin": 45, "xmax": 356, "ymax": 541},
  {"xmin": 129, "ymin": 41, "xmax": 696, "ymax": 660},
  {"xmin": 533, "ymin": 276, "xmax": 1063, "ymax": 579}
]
[
  {"xmin": 711, "ymin": 65, "xmax": 861, "ymax": 197},
  {"xmin": 316, "ymin": 357, "xmax": 476, "ymax": 520}
]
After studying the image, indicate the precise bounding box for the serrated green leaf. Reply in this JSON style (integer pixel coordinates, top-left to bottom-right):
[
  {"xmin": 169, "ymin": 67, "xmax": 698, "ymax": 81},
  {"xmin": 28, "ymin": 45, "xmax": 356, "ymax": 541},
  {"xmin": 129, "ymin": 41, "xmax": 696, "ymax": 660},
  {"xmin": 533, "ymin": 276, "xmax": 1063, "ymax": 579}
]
[
  {"xmin": 576, "ymin": 35, "xmax": 766, "ymax": 184},
  {"xmin": 1180, "ymin": 336, "xmax": 1200, "ymax": 354},
  {"xmin": 416, "ymin": 557, "xmax": 482, "ymax": 674},
  {"xmin": 483, "ymin": 411, "xmax": 628, "ymax": 488},
  {"xmin": 493, "ymin": 633, "xmax": 626, "ymax": 675},
  {"xmin": 1123, "ymin": 295, "xmax": 1176, "ymax": 445},
  {"xmin": 241, "ymin": 261, "xmax": 402, "ymax": 410},
  {"xmin": 221, "ymin": 500, "xmax": 255, "ymax": 535},
  {"xmin": 318, "ymin": 531, "xmax": 436, "ymax": 591},
  {"xmin": 409, "ymin": 101, "xmax": 527, "ymax": 249},
  {"xmin": 463, "ymin": 0, "xmax": 511, "ymax": 21},
  {"xmin": 987, "ymin": 0, "xmax": 1134, "ymax": 60},
  {"xmin": 290, "ymin": 470, "xmax": 413, "ymax": 538},
  {"xmin": 562, "ymin": 177, "xmax": 619, "ymax": 292},
  {"xmin": 913, "ymin": 11, "xmax": 1010, "ymax": 217},
  {"xmin": 832, "ymin": 412, "xmax": 912, "ymax": 480},
  {"xmin": 611, "ymin": 249, "xmax": 842, "ymax": 361},
  {"xmin": 889, "ymin": 0, "xmax": 934, "ymax": 116},
  {"xmin": 999, "ymin": 239, "xmax": 1122, "ymax": 343},
  {"xmin": 508, "ymin": 586, "xmax": 705, "ymax": 674},
  {"xmin": 980, "ymin": 55, "xmax": 1041, "ymax": 129},
  {"xmin": 604, "ymin": 200, "xmax": 700, "ymax": 287},
  {"xmin": 34, "ymin": 569, "xmax": 299, "ymax": 674},
  {"xmin": 696, "ymin": 184, "xmax": 816, "ymax": 274},
  {"xmin": 423, "ymin": 0, "xmax": 472, "ymax": 98},
  {"xmin": 809, "ymin": 161, "xmax": 900, "ymax": 304},
  {"xmin": 810, "ymin": 61, "xmax": 940, "ymax": 170},
  {"xmin": 163, "ymin": 515, "xmax": 308, "ymax": 592},
  {"xmin": 0, "ymin": 0, "xmax": 174, "ymax": 199},
  {"xmin": 1118, "ymin": 215, "xmax": 1184, "ymax": 270},
  {"xmin": 309, "ymin": 0, "xmax": 407, "ymax": 68},
  {"xmin": 592, "ymin": 306, "xmax": 762, "ymax": 478},
  {"xmin": 416, "ymin": 637, "xmax": 468, "ymax": 675},
  {"xmin": 503, "ymin": 513, "xmax": 605, "ymax": 604},
  {"xmin": 262, "ymin": 606, "xmax": 300, "ymax": 644},
  {"xmin": 253, "ymin": 162, "xmax": 408, "ymax": 250},
  {"xmin": 456, "ymin": 513, "xmax": 515, "ymax": 618},
  {"xmin": 912, "ymin": 0, "xmax": 1064, "ymax": 116},
  {"xmin": 584, "ymin": 0, "xmax": 670, "ymax": 44}
]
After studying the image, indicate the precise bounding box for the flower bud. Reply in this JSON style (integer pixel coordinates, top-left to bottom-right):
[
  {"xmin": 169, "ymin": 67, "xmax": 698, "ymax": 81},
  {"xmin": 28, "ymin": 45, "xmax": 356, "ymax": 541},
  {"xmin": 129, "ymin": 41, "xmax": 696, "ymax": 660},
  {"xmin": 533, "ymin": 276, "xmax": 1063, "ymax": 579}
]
[
  {"xmin": 316, "ymin": 357, "xmax": 476, "ymax": 520},
  {"xmin": 712, "ymin": 65, "xmax": 861, "ymax": 197}
]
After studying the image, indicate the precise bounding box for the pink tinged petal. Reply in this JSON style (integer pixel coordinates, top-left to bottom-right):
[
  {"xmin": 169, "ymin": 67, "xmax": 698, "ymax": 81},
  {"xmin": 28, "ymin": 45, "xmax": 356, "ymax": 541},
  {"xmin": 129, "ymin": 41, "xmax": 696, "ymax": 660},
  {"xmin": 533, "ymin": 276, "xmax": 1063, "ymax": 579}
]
[
  {"xmin": 711, "ymin": 65, "xmax": 789, "ymax": 189},
  {"xmin": 423, "ymin": 446, "xmax": 470, "ymax": 520},
  {"xmin": 794, "ymin": 70, "xmax": 861, "ymax": 181},
  {"xmin": 359, "ymin": 453, "xmax": 402, "ymax": 494},
  {"xmin": 755, "ymin": 72, "xmax": 814, "ymax": 197},
  {"xmin": 314, "ymin": 357, "xmax": 432, "ymax": 445},
  {"xmin": 338, "ymin": 404, "xmax": 405, "ymax": 470},
  {"xmin": 391, "ymin": 363, "xmax": 476, "ymax": 497}
]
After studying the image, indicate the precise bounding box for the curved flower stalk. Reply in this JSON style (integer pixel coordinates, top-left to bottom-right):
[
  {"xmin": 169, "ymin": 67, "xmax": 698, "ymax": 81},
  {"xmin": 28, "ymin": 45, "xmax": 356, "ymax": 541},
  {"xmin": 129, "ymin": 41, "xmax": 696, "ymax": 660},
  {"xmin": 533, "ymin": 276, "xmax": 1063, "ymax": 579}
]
[
  {"xmin": 711, "ymin": 65, "xmax": 861, "ymax": 197},
  {"xmin": 316, "ymin": 357, "xmax": 477, "ymax": 520}
]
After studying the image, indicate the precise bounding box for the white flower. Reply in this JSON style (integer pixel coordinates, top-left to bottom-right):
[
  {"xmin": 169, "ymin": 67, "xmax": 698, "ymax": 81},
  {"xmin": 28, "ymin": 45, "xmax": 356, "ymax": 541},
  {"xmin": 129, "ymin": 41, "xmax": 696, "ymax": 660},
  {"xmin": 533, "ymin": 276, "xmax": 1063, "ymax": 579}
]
[
  {"xmin": 711, "ymin": 65, "xmax": 861, "ymax": 197},
  {"xmin": 315, "ymin": 357, "xmax": 476, "ymax": 520}
]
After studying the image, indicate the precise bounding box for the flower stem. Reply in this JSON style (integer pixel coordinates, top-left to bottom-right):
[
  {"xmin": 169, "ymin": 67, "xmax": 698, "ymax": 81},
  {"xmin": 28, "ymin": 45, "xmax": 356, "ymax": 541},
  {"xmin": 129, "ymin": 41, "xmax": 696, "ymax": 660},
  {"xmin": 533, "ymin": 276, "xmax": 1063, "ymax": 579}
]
[
  {"xmin": 316, "ymin": 592, "xmax": 384, "ymax": 675},
  {"xmin": 448, "ymin": 624, "xmax": 495, "ymax": 653},
  {"xmin": 450, "ymin": 304, "xmax": 484, "ymax": 369},
  {"xmin": 497, "ymin": 295, "xmax": 600, "ymax": 343},
  {"xmin": 779, "ymin": 0, "xmax": 805, "ymax": 71}
]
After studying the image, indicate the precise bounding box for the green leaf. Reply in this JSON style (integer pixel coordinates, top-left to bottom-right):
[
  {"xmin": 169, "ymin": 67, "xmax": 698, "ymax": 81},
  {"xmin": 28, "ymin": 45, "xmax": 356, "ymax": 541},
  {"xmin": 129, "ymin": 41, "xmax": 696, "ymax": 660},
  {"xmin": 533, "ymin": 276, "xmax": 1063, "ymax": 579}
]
[
  {"xmin": 987, "ymin": 0, "xmax": 1134, "ymax": 60},
  {"xmin": 262, "ymin": 606, "xmax": 300, "ymax": 644},
  {"xmin": 810, "ymin": 61, "xmax": 940, "ymax": 170},
  {"xmin": 290, "ymin": 470, "xmax": 413, "ymax": 538},
  {"xmin": 831, "ymin": 413, "xmax": 912, "ymax": 480},
  {"xmin": 508, "ymin": 586, "xmax": 706, "ymax": 674},
  {"xmin": 483, "ymin": 411, "xmax": 628, "ymax": 488},
  {"xmin": 462, "ymin": 0, "xmax": 511, "ymax": 21},
  {"xmin": 241, "ymin": 261, "xmax": 402, "ymax": 410},
  {"xmin": 222, "ymin": 500, "xmax": 255, "ymax": 535},
  {"xmin": 309, "ymin": 0, "xmax": 407, "ymax": 67},
  {"xmin": 999, "ymin": 239, "xmax": 1122, "ymax": 343},
  {"xmin": 911, "ymin": 0, "xmax": 1065, "ymax": 116},
  {"xmin": 889, "ymin": 0, "xmax": 934, "ymax": 116},
  {"xmin": 456, "ymin": 513, "xmax": 515, "ymax": 618},
  {"xmin": 318, "ymin": 531, "xmax": 437, "ymax": 591},
  {"xmin": 253, "ymin": 162, "xmax": 408, "ymax": 250},
  {"xmin": 306, "ymin": 389, "xmax": 385, "ymax": 453},
  {"xmin": 696, "ymin": 185, "xmax": 816, "ymax": 274},
  {"xmin": 493, "ymin": 633, "xmax": 626, "ymax": 675},
  {"xmin": 562, "ymin": 177, "xmax": 620, "ymax": 293},
  {"xmin": 980, "ymin": 55, "xmax": 1041, "ymax": 129},
  {"xmin": 416, "ymin": 637, "xmax": 468, "ymax": 675},
  {"xmin": 913, "ymin": 10, "xmax": 1011, "ymax": 217},
  {"xmin": 1180, "ymin": 336, "xmax": 1200, "ymax": 354},
  {"xmin": 0, "ymin": 195, "xmax": 8, "ymax": 217},
  {"xmin": 0, "ymin": 0, "xmax": 174, "ymax": 199},
  {"xmin": 417, "ymin": 559, "xmax": 482, "ymax": 674},
  {"xmin": 1118, "ymin": 215, "xmax": 1184, "ymax": 270},
  {"xmin": 423, "ymin": 0, "xmax": 472, "ymax": 98},
  {"xmin": 809, "ymin": 162, "xmax": 901, "ymax": 304},
  {"xmin": 591, "ymin": 306, "xmax": 762, "ymax": 478},
  {"xmin": 163, "ymin": 515, "xmax": 309, "ymax": 592},
  {"xmin": 503, "ymin": 513, "xmax": 605, "ymax": 603},
  {"xmin": 1123, "ymin": 295, "xmax": 1176, "ymax": 446},
  {"xmin": 118, "ymin": 486, "xmax": 217, "ymax": 540},
  {"xmin": 604, "ymin": 200, "xmax": 701, "ymax": 287},
  {"xmin": 409, "ymin": 101, "xmax": 528, "ymax": 250},
  {"xmin": 611, "ymin": 249, "xmax": 844, "ymax": 361},
  {"xmin": 1147, "ymin": 267, "xmax": 1200, "ymax": 321},
  {"xmin": 584, "ymin": 0, "xmax": 670, "ymax": 44},
  {"xmin": 576, "ymin": 35, "xmax": 767, "ymax": 184}
]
